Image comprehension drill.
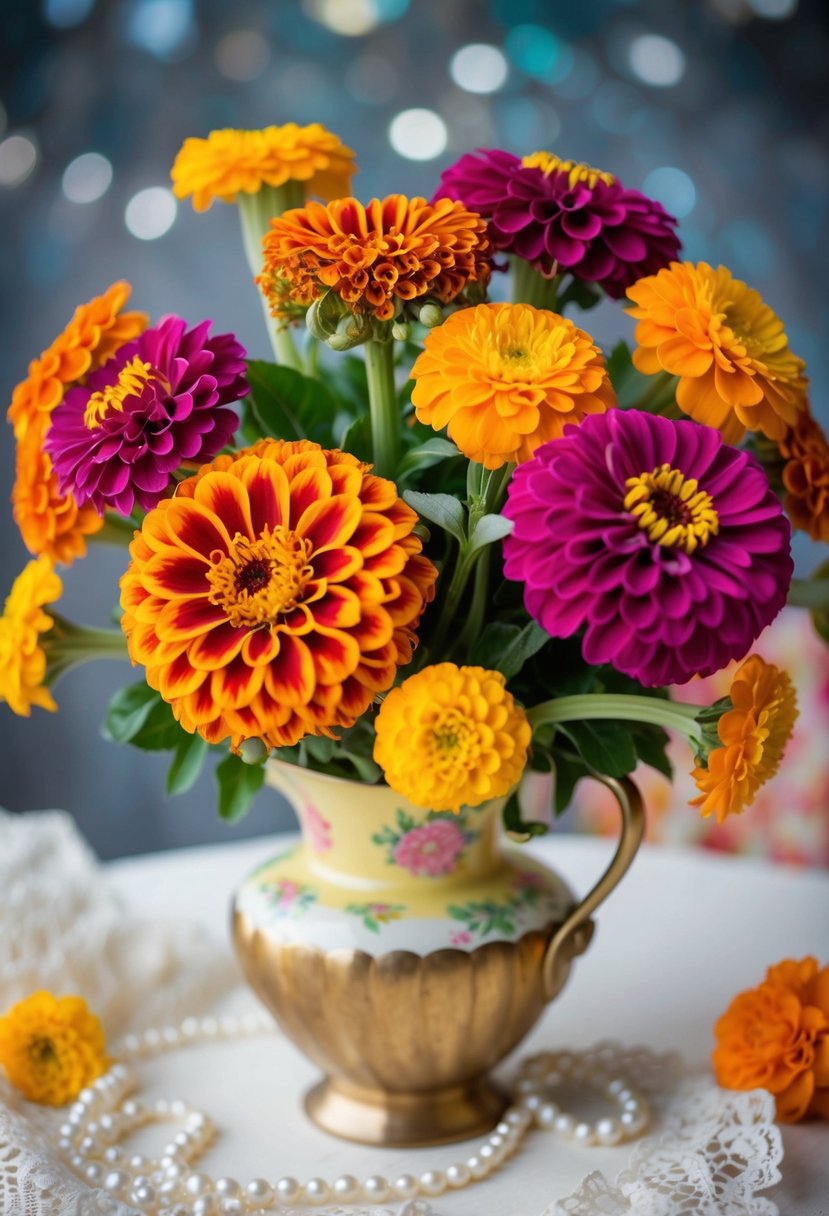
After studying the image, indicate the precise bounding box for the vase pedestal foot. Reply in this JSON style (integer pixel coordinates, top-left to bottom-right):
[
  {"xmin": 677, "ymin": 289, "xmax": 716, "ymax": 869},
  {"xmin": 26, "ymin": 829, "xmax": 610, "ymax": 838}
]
[{"xmin": 304, "ymin": 1074, "xmax": 509, "ymax": 1147}]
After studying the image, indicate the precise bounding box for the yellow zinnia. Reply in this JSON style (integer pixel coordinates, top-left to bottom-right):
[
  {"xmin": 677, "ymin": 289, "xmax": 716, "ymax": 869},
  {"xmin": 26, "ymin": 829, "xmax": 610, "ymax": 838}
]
[
  {"xmin": 627, "ymin": 261, "xmax": 808, "ymax": 444},
  {"xmin": 0, "ymin": 557, "xmax": 63, "ymax": 716},
  {"xmin": 410, "ymin": 302, "xmax": 615, "ymax": 469},
  {"xmin": 0, "ymin": 991, "xmax": 109, "ymax": 1106},
  {"xmin": 690, "ymin": 655, "xmax": 798, "ymax": 822},
  {"xmin": 171, "ymin": 123, "xmax": 356, "ymax": 211},
  {"xmin": 374, "ymin": 663, "xmax": 531, "ymax": 812}
]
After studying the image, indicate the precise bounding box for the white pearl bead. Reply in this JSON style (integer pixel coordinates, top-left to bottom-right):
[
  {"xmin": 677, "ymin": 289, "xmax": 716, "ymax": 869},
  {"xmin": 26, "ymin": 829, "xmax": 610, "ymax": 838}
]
[
  {"xmin": 215, "ymin": 1177, "xmax": 241, "ymax": 1198},
  {"xmin": 201, "ymin": 1017, "xmax": 220, "ymax": 1037},
  {"xmin": 303, "ymin": 1177, "xmax": 330, "ymax": 1204},
  {"xmin": 58, "ymin": 1121, "xmax": 75, "ymax": 1139},
  {"xmin": 536, "ymin": 1101, "xmax": 560, "ymax": 1128},
  {"xmin": 364, "ymin": 1175, "xmax": 390, "ymax": 1200},
  {"xmin": 333, "ymin": 1175, "xmax": 361, "ymax": 1200},
  {"xmin": 246, "ymin": 1177, "xmax": 275, "ymax": 1207},
  {"xmin": 186, "ymin": 1172, "xmax": 214, "ymax": 1197},
  {"xmin": 130, "ymin": 1183, "xmax": 156, "ymax": 1210},
  {"xmin": 521, "ymin": 1092, "xmax": 542, "ymax": 1112},
  {"xmin": 78, "ymin": 1087, "xmax": 97, "ymax": 1106},
  {"xmin": 489, "ymin": 1133, "xmax": 505, "ymax": 1150},
  {"xmin": 104, "ymin": 1169, "xmax": 130, "ymax": 1194},
  {"xmin": 275, "ymin": 1177, "xmax": 301, "ymax": 1202},
  {"xmin": 70, "ymin": 1154, "xmax": 86, "ymax": 1171},
  {"xmin": 181, "ymin": 1017, "xmax": 200, "ymax": 1037},
  {"xmin": 596, "ymin": 1115, "xmax": 623, "ymax": 1145},
  {"xmin": 163, "ymin": 1026, "xmax": 182, "ymax": 1046},
  {"xmin": 620, "ymin": 1108, "xmax": 648, "ymax": 1133},
  {"xmin": 574, "ymin": 1121, "xmax": 595, "ymax": 1144},
  {"xmin": 466, "ymin": 1153, "xmax": 489, "ymax": 1179},
  {"xmin": 554, "ymin": 1112, "xmax": 576, "ymax": 1137},
  {"xmin": 57, "ymin": 1138, "xmax": 73, "ymax": 1153},
  {"xmin": 419, "ymin": 1169, "xmax": 447, "ymax": 1196},
  {"xmin": 218, "ymin": 1199, "xmax": 245, "ymax": 1216},
  {"xmin": 392, "ymin": 1173, "xmax": 418, "ymax": 1199},
  {"xmin": 121, "ymin": 1033, "xmax": 141, "ymax": 1055},
  {"xmin": 446, "ymin": 1162, "xmax": 471, "ymax": 1188},
  {"xmin": 479, "ymin": 1144, "xmax": 497, "ymax": 1163},
  {"xmin": 84, "ymin": 1163, "xmax": 104, "ymax": 1185},
  {"xmin": 104, "ymin": 1146, "xmax": 124, "ymax": 1164},
  {"xmin": 193, "ymin": 1197, "xmax": 218, "ymax": 1216},
  {"xmin": 506, "ymin": 1107, "xmax": 532, "ymax": 1128}
]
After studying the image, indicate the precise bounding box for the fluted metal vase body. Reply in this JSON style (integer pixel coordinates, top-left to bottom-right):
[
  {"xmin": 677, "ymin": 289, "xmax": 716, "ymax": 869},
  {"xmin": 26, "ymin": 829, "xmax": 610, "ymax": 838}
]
[{"xmin": 232, "ymin": 761, "xmax": 643, "ymax": 1147}]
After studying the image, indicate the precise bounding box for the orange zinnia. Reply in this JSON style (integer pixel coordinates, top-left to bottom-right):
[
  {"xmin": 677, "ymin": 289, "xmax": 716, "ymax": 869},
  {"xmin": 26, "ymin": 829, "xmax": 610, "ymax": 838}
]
[
  {"xmin": 779, "ymin": 412, "xmax": 829, "ymax": 542},
  {"xmin": 713, "ymin": 956, "xmax": 829, "ymax": 1122},
  {"xmin": 119, "ymin": 440, "xmax": 437, "ymax": 750},
  {"xmin": 13, "ymin": 424, "xmax": 104, "ymax": 565},
  {"xmin": 260, "ymin": 194, "xmax": 491, "ymax": 324},
  {"xmin": 626, "ymin": 262, "xmax": 808, "ymax": 444},
  {"xmin": 410, "ymin": 302, "xmax": 615, "ymax": 468}
]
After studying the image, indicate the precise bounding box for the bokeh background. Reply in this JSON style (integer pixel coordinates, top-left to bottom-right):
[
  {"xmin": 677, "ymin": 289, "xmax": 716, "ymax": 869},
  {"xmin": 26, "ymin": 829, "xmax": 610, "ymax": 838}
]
[{"xmin": 2, "ymin": 0, "xmax": 828, "ymax": 860}]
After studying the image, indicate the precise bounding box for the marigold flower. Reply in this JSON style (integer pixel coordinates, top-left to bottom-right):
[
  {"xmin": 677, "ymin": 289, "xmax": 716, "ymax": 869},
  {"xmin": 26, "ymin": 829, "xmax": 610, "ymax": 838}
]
[
  {"xmin": 171, "ymin": 123, "xmax": 356, "ymax": 211},
  {"xmin": 46, "ymin": 317, "xmax": 248, "ymax": 516},
  {"xmin": 691, "ymin": 655, "xmax": 798, "ymax": 822},
  {"xmin": 713, "ymin": 956, "xmax": 829, "ymax": 1122},
  {"xmin": 13, "ymin": 424, "xmax": 104, "ymax": 564},
  {"xmin": 410, "ymin": 302, "xmax": 614, "ymax": 468},
  {"xmin": 373, "ymin": 663, "xmax": 531, "ymax": 812},
  {"xmin": 502, "ymin": 410, "xmax": 792, "ymax": 687},
  {"xmin": 627, "ymin": 262, "xmax": 808, "ymax": 444},
  {"xmin": 260, "ymin": 194, "xmax": 491, "ymax": 324},
  {"xmin": 778, "ymin": 412, "xmax": 829, "ymax": 542},
  {"xmin": 0, "ymin": 557, "xmax": 63, "ymax": 717},
  {"xmin": 0, "ymin": 991, "xmax": 108, "ymax": 1106},
  {"xmin": 435, "ymin": 148, "xmax": 680, "ymax": 298},
  {"xmin": 120, "ymin": 440, "xmax": 437, "ymax": 749}
]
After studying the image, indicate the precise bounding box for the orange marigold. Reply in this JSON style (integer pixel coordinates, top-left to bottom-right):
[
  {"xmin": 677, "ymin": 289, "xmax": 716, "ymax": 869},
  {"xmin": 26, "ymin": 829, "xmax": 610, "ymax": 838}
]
[
  {"xmin": 779, "ymin": 412, "xmax": 829, "ymax": 542},
  {"xmin": 0, "ymin": 990, "xmax": 109, "ymax": 1107},
  {"xmin": 13, "ymin": 421, "xmax": 104, "ymax": 564},
  {"xmin": 627, "ymin": 262, "xmax": 808, "ymax": 444},
  {"xmin": 260, "ymin": 194, "xmax": 491, "ymax": 324},
  {"xmin": 713, "ymin": 956, "xmax": 829, "ymax": 1122},
  {"xmin": 690, "ymin": 655, "xmax": 797, "ymax": 822},
  {"xmin": 410, "ymin": 302, "xmax": 615, "ymax": 468},
  {"xmin": 119, "ymin": 439, "xmax": 437, "ymax": 750},
  {"xmin": 171, "ymin": 123, "xmax": 356, "ymax": 211}
]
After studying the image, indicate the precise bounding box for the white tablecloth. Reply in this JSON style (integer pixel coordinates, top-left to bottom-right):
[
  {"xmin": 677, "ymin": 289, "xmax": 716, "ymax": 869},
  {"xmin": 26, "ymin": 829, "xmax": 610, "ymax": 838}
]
[{"xmin": 103, "ymin": 833, "xmax": 829, "ymax": 1215}]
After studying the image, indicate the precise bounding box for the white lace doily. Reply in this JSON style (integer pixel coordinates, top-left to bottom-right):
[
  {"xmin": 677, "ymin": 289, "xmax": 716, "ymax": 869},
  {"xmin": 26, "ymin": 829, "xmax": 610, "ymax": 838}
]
[{"xmin": 0, "ymin": 809, "xmax": 784, "ymax": 1216}]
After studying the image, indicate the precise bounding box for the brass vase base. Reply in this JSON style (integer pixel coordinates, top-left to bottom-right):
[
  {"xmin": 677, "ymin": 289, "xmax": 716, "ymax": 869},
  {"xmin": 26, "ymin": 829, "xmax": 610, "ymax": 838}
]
[{"xmin": 305, "ymin": 1075, "xmax": 510, "ymax": 1147}]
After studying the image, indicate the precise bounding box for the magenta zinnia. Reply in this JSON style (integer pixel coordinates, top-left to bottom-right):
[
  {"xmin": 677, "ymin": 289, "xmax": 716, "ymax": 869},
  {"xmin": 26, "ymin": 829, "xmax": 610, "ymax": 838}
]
[
  {"xmin": 45, "ymin": 317, "xmax": 248, "ymax": 516},
  {"xmin": 435, "ymin": 149, "xmax": 680, "ymax": 298},
  {"xmin": 502, "ymin": 410, "xmax": 792, "ymax": 687}
]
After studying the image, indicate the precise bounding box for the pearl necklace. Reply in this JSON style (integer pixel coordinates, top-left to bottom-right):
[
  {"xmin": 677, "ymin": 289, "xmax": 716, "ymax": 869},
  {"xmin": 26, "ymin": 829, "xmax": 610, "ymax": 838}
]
[{"xmin": 56, "ymin": 1012, "xmax": 650, "ymax": 1213}]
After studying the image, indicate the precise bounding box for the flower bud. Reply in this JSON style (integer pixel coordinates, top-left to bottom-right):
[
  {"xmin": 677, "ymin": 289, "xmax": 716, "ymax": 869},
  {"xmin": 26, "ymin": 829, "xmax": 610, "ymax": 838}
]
[
  {"xmin": 418, "ymin": 303, "xmax": 444, "ymax": 328},
  {"xmin": 239, "ymin": 737, "xmax": 269, "ymax": 765},
  {"xmin": 391, "ymin": 321, "xmax": 410, "ymax": 342}
]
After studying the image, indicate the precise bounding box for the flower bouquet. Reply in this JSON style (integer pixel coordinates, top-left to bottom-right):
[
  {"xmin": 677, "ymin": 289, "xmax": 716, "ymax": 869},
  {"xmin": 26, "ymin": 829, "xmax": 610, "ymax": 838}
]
[{"xmin": 2, "ymin": 121, "xmax": 824, "ymax": 1140}]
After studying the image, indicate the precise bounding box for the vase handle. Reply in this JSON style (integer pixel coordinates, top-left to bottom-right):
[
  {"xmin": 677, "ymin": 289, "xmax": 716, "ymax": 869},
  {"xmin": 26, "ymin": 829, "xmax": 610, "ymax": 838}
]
[{"xmin": 541, "ymin": 775, "xmax": 645, "ymax": 1003}]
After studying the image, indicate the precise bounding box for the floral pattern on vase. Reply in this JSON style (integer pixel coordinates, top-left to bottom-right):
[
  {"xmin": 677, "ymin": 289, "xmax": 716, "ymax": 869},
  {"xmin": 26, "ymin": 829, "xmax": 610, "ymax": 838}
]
[
  {"xmin": 372, "ymin": 809, "xmax": 478, "ymax": 877},
  {"xmin": 258, "ymin": 879, "xmax": 318, "ymax": 920},
  {"xmin": 446, "ymin": 873, "xmax": 549, "ymax": 940},
  {"xmin": 303, "ymin": 802, "xmax": 332, "ymax": 854},
  {"xmin": 345, "ymin": 902, "xmax": 406, "ymax": 933}
]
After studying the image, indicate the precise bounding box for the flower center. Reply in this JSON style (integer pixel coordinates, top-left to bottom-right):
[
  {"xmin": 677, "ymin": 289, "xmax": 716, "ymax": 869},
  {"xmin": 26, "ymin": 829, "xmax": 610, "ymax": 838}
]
[
  {"xmin": 624, "ymin": 464, "xmax": 719, "ymax": 554},
  {"xmin": 83, "ymin": 357, "xmax": 165, "ymax": 429},
  {"xmin": 29, "ymin": 1036, "xmax": 58, "ymax": 1068},
  {"xmin": 521, "ymin": 151, "xmax": 615, "ymax": 189},
  {"xmin": 427, "ymin": 709, "xmax": 477, "ymax": 772},
  {"xmin": 206, "ymin": 528, "xmax": 314, "ymax": 628}
]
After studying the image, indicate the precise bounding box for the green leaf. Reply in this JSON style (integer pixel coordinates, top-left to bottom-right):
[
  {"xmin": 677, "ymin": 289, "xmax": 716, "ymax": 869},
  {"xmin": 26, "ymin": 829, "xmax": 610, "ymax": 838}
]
[
  {"xmin": 102, "ymin": 682, "xmax": 164, "ymax": 744},
  {"xmin": 502, "ymin": 789, "xmax": 549, "ymax": 838},
  {"xmin": 553, "ymin": 751, "xmax": 587, "ymax": 815},
  {"xmin": 216, "ymin": 753, "xmax": 266, "ymax": 822},
  {"xmin": 129, "ymin": 699, "xmax": 183, "ymax": 752},
  {"xmin": 557, "ymin": 720, "xmax": 638, "ymax": 779},
  {"xmin": 403, "ymin": 491, "xmax": 466, "ymax": 543},
  {"xmin": 468, "ymin": 512, "xmax": 514, "ymax": 554},
  {"xmin": 396, "ymin": 438, "xmax": 460, "ymax": 484},
  {"xmin": 244, "ymin": 361, "xmax": 343, "ymax": 447},
  {"xmin": 166, "ymin": 732, "xmax": 209, "ymax": 796},
  {"xmin": 630, "ymin": 724, "xmax": 673, "ymax": 782},
  {"xmin": 470, "ymin": 620, "xmax": 550, "ymax": 681},
  {"xmin": 337, "ymin": 413, "xmax": 373, "ymax": 463}
]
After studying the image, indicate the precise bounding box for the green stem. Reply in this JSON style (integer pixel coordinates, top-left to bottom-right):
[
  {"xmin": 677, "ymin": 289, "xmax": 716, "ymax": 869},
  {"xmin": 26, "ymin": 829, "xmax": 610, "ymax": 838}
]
[
  {"xmin": 454, "ymin": 547, "xmax": 491, "ymax": 659},
  {"xmin": 788, "ymin": 578, "xmax": 829, "ymax": 610},
  {"xmin": 364, "ymin": 339, "xmax": 400, "ymax": 479},
  {"xmin": 510, "ymin": 257, "xmax": 561, "ymax": 310},
  {"xmin": 44, "ymin": 615, "xmax": 130, "ymax": 684},
  {"xmin": 91, "ymin": 513, "xmax": 139, "ymax": 546},
  {"xmin": 237, "ymin": 186, "xmax": 305, "ymax": 371},
  {"xmin": 635, "ymin": 370, "xmax": 679, "ymax": 414},
  {"xmin": 528, "ymin": 692, "xmax": 701, "ymax": 743}
]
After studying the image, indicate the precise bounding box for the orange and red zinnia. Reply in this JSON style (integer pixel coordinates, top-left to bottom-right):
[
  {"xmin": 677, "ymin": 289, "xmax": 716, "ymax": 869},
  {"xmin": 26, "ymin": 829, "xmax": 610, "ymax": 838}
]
[
  {"xmin": 260, "ymin": 194, "xmax": 491, "ymax": 324},
  {"xmin": 120, "ymin": 440, "xmax": 438, "ymax": 750}
]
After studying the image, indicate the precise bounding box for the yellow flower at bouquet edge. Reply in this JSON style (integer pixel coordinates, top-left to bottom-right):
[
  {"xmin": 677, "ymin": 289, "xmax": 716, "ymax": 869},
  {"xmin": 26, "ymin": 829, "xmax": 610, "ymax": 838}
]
[
  {"xmin": 0, "ymin": 557, "xmax": 62, "ymax": 716},
  {"xmin": 374, "ymin": 663, "xmax": 531, "ymax": 812},
  {"xmin": 713, "ymin": 957, "xmax": 829, "ymax": 1122},
  {"xmin": 0, "ymin": 991, "xmax": 109, "ymax": 1106}
]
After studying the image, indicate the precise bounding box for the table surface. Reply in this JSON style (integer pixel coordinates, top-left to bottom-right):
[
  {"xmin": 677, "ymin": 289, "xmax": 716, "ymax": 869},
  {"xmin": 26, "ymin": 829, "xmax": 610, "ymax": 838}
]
[{"xmin": 105, "ymin": 833, "xmax": 829, "ymax": 1215}]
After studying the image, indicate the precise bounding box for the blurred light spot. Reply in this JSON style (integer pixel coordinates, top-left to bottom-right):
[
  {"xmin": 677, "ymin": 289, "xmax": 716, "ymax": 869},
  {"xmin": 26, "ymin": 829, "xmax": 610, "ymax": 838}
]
[
  {"xmin": 125, "ymin": 187, "xmax": 177, "ymax": 240},
  {"xmin": 345, "ymin": 52, "xmax": 398, "ymax": 103},
  {"xmin": 303, "ymin": 0, "xmax": 379, "ymax": 36},
  {"xmin": 0, "ymin": 134, "xmax": 38, "ymax": 187},
  {"xmin": 495, "ymin": 96, "xmax": 560, "ymax": 149},
  {"xmin": 552, "ymin": 48, "xmax": 600, "ymax": 99},
  {"xmin": 505, "ymin": 24, "xmax": 574, "ymax": 83},
  {"xmin": 643, "ymin": 166, "xmax": 696, "ymax": 217},
  {"xmin": 592, "ymin": 81, "xmax": 647, "ymax": 134},
  {"xmin": 43, "ymin": 0, "xmax": 94, "ymax": 27},
  {"xmin": 125, "ymin": 0, "xmax": 196, "ymax": 60},
  {"xmin": 62, "ymin": 152, "xmax": 113, "ymax": 204},
  {"xmin": 215, "ymin": 29, "xmax": 270, "ymax": 81},
  {"xmin": 628, "ymin": 34, "xmax": 685, "ymax": 86},
  {"xmin": 389, "ymin": 108, "xmax": 447, "ymax": 161},
  {"xmin": 374, "ymin": 0, "xmax": 408, "ymax": 16},
  {"xmin": 747, "ymin": 0, "xmax": 797, "ymax": 17},
  {"xmin": 450, "ymin": 44, "xmax": 509, "ymax": 94}
]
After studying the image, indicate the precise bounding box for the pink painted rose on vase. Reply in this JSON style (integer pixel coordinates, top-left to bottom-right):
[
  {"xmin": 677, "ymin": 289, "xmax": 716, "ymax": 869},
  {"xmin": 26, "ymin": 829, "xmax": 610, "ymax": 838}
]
[
  {"xmin": 373, "ymin": 808, "xmax": 479, "ymax": 877},
  {"xmin": 304, "ymin": 802, "xmax": 332, "ymax": 854}
]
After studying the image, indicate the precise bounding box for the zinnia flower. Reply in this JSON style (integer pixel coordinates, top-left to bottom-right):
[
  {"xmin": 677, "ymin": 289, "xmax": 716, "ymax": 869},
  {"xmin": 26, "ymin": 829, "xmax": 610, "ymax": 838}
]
[
  {"xmin": 171, "ymin": 123, "xmax": 356, "ymax": 211},
  {"xmin": 120, "ymin": 440, "xmax": 437, "ymax": 750},
  {"xmin": 260, "ymin": 195, "xmax": 491, "ymax": 324},
  {"xmin": 691, "ymin": 655, "xmax": 798, "ymax": 821},
  {"xmin": 373, "ymin": 663, "xmax": 531, "ymax": 812},
  {"xmin": 713, "ymin": 956, "xmax": 829, "ymax": 1122},
  {"xmin": 502, "ymin": 410, "xmax": 792, "ymax": 687},
  {"xmin": 12, "ymin": 430, "xmax": 104, "ymax": 565},
  {"xmin": 46, "ymin": 317, "xmax": 248, "ymax": 516},
  {"xmin": 627, "ymin": 261, "xmax": 808, "ymax": 444},
  {"xmin": 410, "ymin": 302, "xmax": 614, "ymax": 468},
  {"xmin": 0, "ymin": 557, "xmax": 62, "ymax": 716},
  {"xmin": 0, "ymin": 991, "xmax": 109, "ymax": 1106},
  {"xmin": 434, "ymin": 149, "xmax": 680, "ymax": 298},
  {"xmin": 778, "ymin": 412, "xmax": 829, "ymax": 541}
]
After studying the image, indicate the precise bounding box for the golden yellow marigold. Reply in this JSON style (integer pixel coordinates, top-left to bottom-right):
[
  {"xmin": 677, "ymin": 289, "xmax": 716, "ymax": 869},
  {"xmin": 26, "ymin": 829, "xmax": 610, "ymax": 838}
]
[
  {"xmin": 373, "ymin": 663, "xmax": 531, "ymax": 812},
  {"xmin": 260, "ymin": 194, "xmax": 491, "ymax": 324},
  {"xmin": 626, "ymin": 261, "xmax": 808, "ymax": 444},
  {"xmin": 779, "ymin": 412, "xmax": 829, "ymax": 542},
  {"xmin": 410, "ymin": 302, "xmax": 615, "ymax": 469},
  {"xmin": 0, "ymin": 991, "xmax": 109, "ymax": 1106},
  {"xmin": 0, "ymin": 556, "xmax": 63, "ymax": 717},
  {"xmin": 119, "ymin": 439, "xmax": 437, "ymax": 750},
  {"xmin": 690, "ymin": 654, "xmax": 798, "ymax": 822},
  {"xmin": 713, "ymin": 956, "xmax": 829, "ymax": 1123},
  {"xmin": 170, "ymin": 123, "xmax": 356, "ymax": 212}
]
